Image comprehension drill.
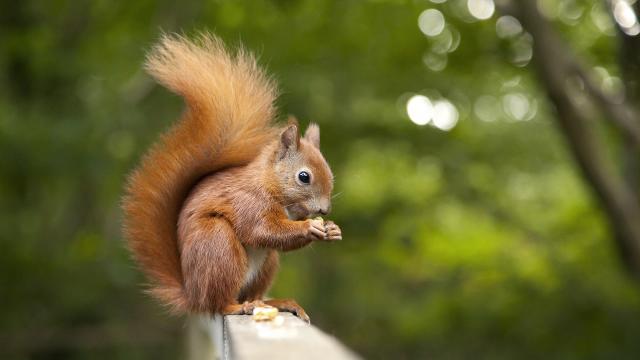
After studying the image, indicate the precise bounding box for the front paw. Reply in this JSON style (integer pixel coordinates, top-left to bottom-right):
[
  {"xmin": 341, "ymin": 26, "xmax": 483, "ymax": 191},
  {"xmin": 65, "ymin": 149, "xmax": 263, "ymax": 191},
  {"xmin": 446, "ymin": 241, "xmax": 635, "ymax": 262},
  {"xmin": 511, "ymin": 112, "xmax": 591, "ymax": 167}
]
[
  {"xmin": 323, "ymin": 221, "xmax": 342, "ymax": 241},
  {"xmin": 305, "ymin": 219, "xmax": 326, "ymax": 240}
]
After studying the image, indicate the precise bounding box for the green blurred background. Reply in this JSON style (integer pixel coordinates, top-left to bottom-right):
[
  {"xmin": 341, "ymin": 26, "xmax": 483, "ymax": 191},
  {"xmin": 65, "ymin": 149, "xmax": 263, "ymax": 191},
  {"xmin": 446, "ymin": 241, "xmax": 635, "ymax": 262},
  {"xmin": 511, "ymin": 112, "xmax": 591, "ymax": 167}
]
[{"xmin": 3, "ymin": 0, "xmax": 640, "ymax": 359}]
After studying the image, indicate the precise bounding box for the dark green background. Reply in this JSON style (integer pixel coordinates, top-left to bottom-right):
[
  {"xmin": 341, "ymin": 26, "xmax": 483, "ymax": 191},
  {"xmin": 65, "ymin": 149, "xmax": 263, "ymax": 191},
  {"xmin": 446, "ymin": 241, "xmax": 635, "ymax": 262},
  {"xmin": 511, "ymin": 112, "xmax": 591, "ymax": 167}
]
[{"xmin": 2, "ymin": 0, "xmax": 639, "ymax": 359}]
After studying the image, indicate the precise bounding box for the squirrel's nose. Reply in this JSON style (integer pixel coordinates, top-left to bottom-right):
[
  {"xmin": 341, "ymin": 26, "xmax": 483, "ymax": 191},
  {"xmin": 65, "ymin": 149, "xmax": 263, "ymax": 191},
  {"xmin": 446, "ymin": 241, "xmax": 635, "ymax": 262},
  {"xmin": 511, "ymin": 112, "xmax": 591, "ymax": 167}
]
[{"xmin": 318, "ymin": 206, "xmax": 330, "ymax": 216}]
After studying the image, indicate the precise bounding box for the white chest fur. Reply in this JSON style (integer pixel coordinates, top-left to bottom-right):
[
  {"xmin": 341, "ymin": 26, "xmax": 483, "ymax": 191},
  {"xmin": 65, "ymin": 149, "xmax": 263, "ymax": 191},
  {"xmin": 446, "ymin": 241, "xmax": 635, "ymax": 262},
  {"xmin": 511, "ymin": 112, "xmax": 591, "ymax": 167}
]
[{"xmin": 242, "ymin": 246, "xmax": 268, "ymax": 288}]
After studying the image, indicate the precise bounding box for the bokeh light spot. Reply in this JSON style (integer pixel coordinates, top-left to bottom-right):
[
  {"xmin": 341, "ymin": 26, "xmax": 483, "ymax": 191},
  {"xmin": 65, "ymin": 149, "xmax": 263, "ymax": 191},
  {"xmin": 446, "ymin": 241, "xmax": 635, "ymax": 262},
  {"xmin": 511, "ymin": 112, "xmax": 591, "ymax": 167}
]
[
  {"xmin": 496, "ymin": 16, "xmax": 522, "ymax": 39},
  {"xmin": 422, "ymin": 51, "xmax": 448, "ymax": 71},
  {"xmin": 503, "ymin": 93, "xmax": 534, "ymax": 121},
  {"xmin": 468, "ymin": 0, "xmax": 495, "ymax": 20},
  {"xmin": 407, "ymin": 95, "xmax": 434, "ymax": 125},
  {"xmin": 511, "ymin": 32, "xmax": 533, "ymax": 67},
  {"xmin": 432, "ymin": 99, "xmax": 459, "ymax": 131},
  {"xmin": 591, "ymin": 4, "xmax": 615, "ymax": 35},
  {"xmin": 613, "ymin": 0, "xmax": 640, "ymax": 35},
  {"xmin": 419, "ymin": 9, "xmax": 446, "ymax": 37}
]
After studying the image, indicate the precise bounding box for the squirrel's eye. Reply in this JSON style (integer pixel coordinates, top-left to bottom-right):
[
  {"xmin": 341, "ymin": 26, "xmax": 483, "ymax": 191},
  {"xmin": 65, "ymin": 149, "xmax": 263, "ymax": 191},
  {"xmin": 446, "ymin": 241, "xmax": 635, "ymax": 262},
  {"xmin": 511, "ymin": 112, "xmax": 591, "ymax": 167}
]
[{"xmin": 297, "ymin": 171, "xmax": 311, "ymax": 184}]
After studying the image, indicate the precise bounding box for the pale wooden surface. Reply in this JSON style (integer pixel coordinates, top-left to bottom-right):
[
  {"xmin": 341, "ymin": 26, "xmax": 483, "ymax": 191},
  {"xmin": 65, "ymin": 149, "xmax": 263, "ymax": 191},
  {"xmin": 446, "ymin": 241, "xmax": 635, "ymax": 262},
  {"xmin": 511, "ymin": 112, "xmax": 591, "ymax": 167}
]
[
  {"xmin": 224, "ymin": 314, "xmax": 360, "ymax": 360},
  {"xmin": 189, "ymin": 313, "xmax": 360, "ymax": 360}
]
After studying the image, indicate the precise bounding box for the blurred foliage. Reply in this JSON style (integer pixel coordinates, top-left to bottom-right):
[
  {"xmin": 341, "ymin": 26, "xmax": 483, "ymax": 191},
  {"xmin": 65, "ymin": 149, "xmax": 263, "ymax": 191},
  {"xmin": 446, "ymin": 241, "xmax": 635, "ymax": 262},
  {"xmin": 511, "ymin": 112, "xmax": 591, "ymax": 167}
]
[{"xmin": 2, "ymin": 0, "xmax": 640, "ymax": 359}]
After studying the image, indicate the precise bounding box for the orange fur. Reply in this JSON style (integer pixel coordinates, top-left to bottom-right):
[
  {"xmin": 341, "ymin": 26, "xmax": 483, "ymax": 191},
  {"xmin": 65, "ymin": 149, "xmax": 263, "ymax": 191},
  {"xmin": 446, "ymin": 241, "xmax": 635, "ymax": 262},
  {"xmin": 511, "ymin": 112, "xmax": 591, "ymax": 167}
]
[{"xmin": 122, "ymin": 33, "xmax": 341, "ymax": 316}]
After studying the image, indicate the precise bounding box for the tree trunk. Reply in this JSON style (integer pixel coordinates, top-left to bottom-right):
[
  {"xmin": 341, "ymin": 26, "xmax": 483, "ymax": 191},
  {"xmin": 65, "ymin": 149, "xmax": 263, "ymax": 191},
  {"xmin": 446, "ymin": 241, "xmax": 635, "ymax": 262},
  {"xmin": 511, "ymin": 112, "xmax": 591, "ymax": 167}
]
[{"xmin": 503, "ymin": 0, "xmax": 640, "ymax": 280}]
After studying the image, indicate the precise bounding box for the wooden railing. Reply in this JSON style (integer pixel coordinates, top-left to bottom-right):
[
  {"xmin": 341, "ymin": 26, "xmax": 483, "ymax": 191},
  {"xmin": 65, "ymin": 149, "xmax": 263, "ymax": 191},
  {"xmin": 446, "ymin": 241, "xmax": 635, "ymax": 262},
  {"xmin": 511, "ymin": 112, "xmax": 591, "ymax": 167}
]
[{"xmin": 187, "ymin": 313, "xmax": 360, "ymax": 359}]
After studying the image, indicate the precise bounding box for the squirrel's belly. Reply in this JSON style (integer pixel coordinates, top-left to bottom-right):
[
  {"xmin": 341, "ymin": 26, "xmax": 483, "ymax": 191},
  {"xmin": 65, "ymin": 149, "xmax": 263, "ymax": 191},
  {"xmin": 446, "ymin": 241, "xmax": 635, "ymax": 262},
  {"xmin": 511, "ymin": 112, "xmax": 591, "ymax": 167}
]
[{"xmin": 242, "ymin": 246, "xmax": 268, "ymax": 288}]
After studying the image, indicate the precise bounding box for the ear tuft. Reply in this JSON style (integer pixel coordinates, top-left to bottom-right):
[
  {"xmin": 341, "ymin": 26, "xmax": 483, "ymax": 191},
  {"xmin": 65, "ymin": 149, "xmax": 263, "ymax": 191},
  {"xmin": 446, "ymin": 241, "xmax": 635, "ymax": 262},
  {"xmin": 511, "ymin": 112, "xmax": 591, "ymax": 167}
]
[
  {"xmin": 279, "ymin": 124, "xmax": 299, "ymax": 159},
  {"xmin": 287, "ymin": 115, "xmax": 299, "ymax": 128},
  {"xmin": 304, "ymin": 123, "xmax": 320, "ymax": 149}
]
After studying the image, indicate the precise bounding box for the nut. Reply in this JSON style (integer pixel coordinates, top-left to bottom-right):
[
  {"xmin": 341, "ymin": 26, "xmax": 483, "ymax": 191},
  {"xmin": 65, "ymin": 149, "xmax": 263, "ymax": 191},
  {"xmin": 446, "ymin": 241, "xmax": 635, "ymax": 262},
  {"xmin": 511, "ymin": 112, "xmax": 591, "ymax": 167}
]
[{"xmin": 252, "ymin": 305, "xmax": 279, "ymax": 321}]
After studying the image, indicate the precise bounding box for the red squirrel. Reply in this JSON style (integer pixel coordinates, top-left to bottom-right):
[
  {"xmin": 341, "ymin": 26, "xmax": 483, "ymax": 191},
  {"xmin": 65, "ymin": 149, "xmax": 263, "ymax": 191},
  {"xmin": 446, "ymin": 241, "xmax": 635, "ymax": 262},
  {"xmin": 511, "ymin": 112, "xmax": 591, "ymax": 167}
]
[{"xmin": 122, "ymin": 33, "xmax": 341, "ymax": 322}]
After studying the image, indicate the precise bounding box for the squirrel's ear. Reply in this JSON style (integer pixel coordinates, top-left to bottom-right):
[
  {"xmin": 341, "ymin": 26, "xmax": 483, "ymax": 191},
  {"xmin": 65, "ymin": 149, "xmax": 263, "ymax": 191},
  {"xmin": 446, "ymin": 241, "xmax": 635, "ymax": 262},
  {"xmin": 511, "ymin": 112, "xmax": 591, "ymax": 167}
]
[
  {"xmin": 279, "ymin": 124, "xmax": 299, "ymax": 159},
  {"xmin": 304, "ymin": 123, "xmax": 320, "ymax": 149}
]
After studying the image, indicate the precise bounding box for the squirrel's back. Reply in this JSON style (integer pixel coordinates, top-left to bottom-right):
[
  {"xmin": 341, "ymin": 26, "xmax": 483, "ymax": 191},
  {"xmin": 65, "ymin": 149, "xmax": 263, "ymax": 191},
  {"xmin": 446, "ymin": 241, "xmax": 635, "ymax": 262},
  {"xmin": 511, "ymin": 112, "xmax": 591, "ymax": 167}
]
[{"xmin": 122, "ymin": 33, "xmax": 279, "ymax": 313}]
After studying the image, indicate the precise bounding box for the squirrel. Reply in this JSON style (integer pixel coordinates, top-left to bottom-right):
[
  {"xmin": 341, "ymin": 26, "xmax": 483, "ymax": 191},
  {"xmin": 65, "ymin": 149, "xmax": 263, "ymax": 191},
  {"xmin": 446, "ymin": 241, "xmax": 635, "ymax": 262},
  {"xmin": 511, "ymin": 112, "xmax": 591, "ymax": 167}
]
[{"xmin": 122, "ymin": 33, "xmax": 341, "ymax": 323}]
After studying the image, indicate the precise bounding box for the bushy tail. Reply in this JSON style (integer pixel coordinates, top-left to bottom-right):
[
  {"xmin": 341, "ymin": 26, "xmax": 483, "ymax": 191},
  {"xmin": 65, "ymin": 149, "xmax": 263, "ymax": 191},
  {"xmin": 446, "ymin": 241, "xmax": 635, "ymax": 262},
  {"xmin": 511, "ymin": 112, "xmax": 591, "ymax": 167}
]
[{"xmin": 122, "ymin": 33, "xmax": 278, "ymax": 313}]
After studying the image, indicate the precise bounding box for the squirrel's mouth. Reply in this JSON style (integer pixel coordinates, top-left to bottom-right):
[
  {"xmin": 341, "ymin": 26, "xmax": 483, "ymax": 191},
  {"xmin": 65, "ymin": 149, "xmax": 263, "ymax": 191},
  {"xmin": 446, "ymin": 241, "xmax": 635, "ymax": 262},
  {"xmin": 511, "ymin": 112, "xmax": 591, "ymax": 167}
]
[{"xmin": 284, "ymin": 203, "xmax": 312, "ymax": 221}]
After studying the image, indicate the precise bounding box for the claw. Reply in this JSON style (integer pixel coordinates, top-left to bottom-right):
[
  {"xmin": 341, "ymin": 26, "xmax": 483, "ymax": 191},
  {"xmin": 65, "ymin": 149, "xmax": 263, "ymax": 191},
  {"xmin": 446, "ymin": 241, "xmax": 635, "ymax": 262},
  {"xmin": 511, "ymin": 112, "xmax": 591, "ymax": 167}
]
[{"xmin": 263, "ymin": 299, "xmax": 311, "ymax": 323}]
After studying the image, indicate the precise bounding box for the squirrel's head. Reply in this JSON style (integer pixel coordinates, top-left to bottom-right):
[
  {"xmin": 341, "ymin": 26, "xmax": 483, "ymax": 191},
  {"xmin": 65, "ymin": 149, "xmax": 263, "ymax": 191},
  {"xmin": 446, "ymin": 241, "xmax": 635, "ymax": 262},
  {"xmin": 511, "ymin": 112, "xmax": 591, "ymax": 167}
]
[{"xmin": 273, "ymin": 121, "xmax": 334, "ymax": 220}]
